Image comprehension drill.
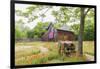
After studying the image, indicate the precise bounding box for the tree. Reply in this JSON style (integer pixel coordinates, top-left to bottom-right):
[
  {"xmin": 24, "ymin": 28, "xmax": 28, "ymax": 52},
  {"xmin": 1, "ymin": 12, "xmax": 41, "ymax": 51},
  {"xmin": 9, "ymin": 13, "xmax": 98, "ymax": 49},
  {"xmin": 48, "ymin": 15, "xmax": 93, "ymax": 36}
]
[
  {"xmin": 78, "ymin": 8, "xmax": 91, "ymax": 56},
  {"xmin": 27, "ymin": 30, "xmax": 34, "ymax": 38},
  {"xmin": 15, "ymin": 19, "xmax": 30, "ymax": 39},
  {"xmin": 71, "ymin": 24, "xmax": 80, "ymax": 40},
  {"xmin": 16, "ymin": 5, "xmax": 52, "ymax": 23},
  {"xmin": 29, "ymin": 22, "xmax": 49, "ymax": 38},
  {"xmin": 15, "ymin": 5, "xmax": 94, "ymax": 56},
  {"xmin": 71, "ymin": 22, "xmax": 94, "ymax": 41},
  {"xmin": 84, "ymin": 22, "xmax": 94, "ymax": 40}
]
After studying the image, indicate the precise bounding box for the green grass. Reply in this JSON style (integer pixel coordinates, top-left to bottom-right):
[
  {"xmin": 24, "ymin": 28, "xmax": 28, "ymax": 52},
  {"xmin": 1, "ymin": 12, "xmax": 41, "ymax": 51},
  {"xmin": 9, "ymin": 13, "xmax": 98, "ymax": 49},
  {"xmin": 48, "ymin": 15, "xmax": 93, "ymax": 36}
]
[
  {"xmin": 15, "ymin": 47, "xmax": 40, "ymax": 59},
  {"xmin": 16, "ymin": 41, "xmax": 45, "ymax": 46},
  {"xmin": 63, "ymin": 55, "xmax": 87, "ymax": 62},
  {"xmin": 31, "ymin": 49, "xmax": 40, "ymax": 54},
  {"xmin": 32, "ymin": 57, "xmax": 48, "ymax": 64},
  {"xmin": 15, "ymin": 41, "xmax": 94, "ymax": 65},
  {"xmin": 73, "ymin": 41, "xmax": 94, "ymax": 56},
  {"xmin": 83, "ymin": 41, "xmax": 94, "ymax": 56}
]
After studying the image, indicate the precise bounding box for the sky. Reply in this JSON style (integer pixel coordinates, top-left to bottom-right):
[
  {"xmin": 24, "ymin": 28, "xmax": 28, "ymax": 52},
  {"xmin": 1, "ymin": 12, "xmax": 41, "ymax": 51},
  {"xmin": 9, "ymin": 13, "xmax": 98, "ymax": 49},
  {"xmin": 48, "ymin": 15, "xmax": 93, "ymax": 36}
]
[
  {"xmin": 15, "ymin": 4, "xmax": 60, "ymax": 29},
  {"xmin": 15, "ymin": 3, "xmax": 80, "ymax": 30}
]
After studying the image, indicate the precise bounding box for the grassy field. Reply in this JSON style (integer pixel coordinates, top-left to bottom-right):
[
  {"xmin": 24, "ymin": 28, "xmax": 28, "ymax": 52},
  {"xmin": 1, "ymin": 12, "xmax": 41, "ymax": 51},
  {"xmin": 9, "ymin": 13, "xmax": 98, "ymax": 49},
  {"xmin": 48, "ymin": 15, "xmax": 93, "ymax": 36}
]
[
  {"xmin": 15, "ymin": 41, "xmax": 94, "ymax": 65},
  {"xmin": 83, "ymin": 41, "xmax": 94, "ymax": 56}
]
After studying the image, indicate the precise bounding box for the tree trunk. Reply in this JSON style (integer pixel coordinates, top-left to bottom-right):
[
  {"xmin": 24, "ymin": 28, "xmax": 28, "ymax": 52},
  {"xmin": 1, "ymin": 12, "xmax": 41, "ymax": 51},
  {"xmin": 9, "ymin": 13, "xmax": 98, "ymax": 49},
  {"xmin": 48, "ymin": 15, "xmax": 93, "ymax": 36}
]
[{"xmin": 78, "ymin": 8, "xmax": 85, "ymax": 56}]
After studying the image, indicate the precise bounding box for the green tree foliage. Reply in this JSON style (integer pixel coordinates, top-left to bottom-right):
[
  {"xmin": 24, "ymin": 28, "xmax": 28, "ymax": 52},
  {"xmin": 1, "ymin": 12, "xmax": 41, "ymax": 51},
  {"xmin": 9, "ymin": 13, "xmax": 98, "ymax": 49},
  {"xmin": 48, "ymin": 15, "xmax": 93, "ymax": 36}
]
[
  {"xmin": 71, "ymin": 22, "xmax": 94, "ymax": 41},
  {"xmin": 52, "ymin": 7, "xmax": 71, "ymax": 25},
  {"xmin": 15, "ymin": 5, "xmax": 94, "ymax": 41},
  {"xmin": 27, "ymin": 30, "xmax": 34, "ymax": 38},
  {"xmin": 15, "ymin": 28, "xmax": 22, "ymax": 39},
  {"xmin": 15, "ymin": 19, "xmax": 30, "ymax": 39},
  {"xmin": 71, "ymin": 8, "xmax": 94, "ymax": 41},
  {"xmin": 33, "ymin": 22, "xmax": 49, "ymax": 38},
  {"xmin": 15, "ymin": 27, "xmax": 28, "ymax": 39},
  {"xmin": 71, "ymin": 24, "xmax": 80, "ymax": 40},
  {"xmin": 84, "ymin": 9, "xmax": 94, "ymax": 40},
  {"xmin": 16, "ymin": 5, "xmax": 52, "ymax": 23},
  {"xmin": 84, "ymin": 22, "xmax": 94, "ymax": 40},
  {"xmin": 26, "ymin": 22, "xmax": 49, "ymax": 38}
]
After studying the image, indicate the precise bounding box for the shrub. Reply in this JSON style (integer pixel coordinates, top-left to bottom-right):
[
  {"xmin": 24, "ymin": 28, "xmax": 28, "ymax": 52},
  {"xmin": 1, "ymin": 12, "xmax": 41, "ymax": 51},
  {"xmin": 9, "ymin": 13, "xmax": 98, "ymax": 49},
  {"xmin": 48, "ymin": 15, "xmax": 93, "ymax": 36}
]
[
  {"xmin": 32, "ymin": 57, "xmax": 48, "ymax": 64},
  {"xmin": 47, "ymin": 51, "xmax": 60, "ymax": 60},
  {"xmin": 32, "ymin": 49, "xmax": 40, "ymax": 54}
]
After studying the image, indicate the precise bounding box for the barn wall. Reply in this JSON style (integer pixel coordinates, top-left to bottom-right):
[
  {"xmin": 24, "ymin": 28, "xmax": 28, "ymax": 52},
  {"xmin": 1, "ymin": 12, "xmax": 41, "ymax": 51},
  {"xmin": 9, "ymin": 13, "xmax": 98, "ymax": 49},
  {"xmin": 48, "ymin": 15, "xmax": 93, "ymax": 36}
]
[
  {"xmin": 42, "ymin": 24, "xmax": 55, "ymax": 41},
  {"xmin": 57, "ymin": 31, "xmax": 75, "ymax": 41}
]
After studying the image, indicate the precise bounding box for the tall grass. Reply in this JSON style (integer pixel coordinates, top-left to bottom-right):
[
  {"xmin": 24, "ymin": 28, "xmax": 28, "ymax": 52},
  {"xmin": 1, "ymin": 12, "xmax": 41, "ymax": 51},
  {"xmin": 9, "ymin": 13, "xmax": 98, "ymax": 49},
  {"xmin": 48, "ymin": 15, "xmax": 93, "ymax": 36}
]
[{"xmin": 15, "ymin": 41, "xmax": 94, "ymax": 65}]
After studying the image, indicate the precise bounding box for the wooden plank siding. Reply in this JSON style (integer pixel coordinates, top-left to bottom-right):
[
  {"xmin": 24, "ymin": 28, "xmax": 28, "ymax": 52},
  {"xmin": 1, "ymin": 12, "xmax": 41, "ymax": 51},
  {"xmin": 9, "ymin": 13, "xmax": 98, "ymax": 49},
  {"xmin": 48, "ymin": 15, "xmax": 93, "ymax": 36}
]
[
  {"xmin": 57, "ymin": 30, "xmax": 75, "ymax": 41},
  {"xmin": 41, "ymin": 23, "xmax": 75, "ymax": 41}
]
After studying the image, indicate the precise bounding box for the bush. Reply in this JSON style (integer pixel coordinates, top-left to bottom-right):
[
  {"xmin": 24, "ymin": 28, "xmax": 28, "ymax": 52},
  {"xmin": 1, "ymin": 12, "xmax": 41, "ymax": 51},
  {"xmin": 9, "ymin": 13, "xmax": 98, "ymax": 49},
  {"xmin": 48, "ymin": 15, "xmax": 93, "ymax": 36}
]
[
  {"xmin": 32, "ymin": 57, "xmax": 48, "ymax": 64},
  {"xmin": 32, "ymin": 49, "xmax": 40, "ymax": 54},
  {"xmin": 47, "ymin": 51, "xmax": 60, "ymax": 60}
]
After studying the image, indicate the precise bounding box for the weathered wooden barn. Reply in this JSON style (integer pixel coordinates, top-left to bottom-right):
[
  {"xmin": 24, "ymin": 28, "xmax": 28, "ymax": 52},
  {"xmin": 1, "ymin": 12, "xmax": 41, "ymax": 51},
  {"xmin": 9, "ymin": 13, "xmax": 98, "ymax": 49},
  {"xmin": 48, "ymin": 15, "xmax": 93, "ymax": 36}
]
[{"xmin": 41, "ymin": 23, "xmax": 75, "ymax": 41}]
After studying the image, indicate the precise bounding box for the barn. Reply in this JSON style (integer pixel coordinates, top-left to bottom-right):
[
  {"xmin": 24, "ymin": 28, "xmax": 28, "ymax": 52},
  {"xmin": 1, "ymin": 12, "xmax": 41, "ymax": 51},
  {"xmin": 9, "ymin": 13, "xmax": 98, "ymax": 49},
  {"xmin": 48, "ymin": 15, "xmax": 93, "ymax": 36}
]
[{"xmin": 41, "ymin": 23, "xmax": 75, "ymax": 41}]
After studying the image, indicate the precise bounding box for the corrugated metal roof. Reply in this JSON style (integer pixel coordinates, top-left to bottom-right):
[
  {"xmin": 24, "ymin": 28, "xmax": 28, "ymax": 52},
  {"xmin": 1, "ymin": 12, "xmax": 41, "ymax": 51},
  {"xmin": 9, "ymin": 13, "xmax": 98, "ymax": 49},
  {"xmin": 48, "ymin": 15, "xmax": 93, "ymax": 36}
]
[{"xmin": 59, "ymin": 24, "xmax": 70, "ymax": 31}]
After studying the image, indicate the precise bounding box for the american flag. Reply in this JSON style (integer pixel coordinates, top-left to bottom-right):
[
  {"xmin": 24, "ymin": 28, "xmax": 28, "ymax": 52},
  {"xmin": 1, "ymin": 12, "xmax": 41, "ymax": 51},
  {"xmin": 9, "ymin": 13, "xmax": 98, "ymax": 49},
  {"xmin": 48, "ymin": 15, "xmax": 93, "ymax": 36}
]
[{"xmin": 49, "ymin": 32, "xmax": 54, "ymax": 39}]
